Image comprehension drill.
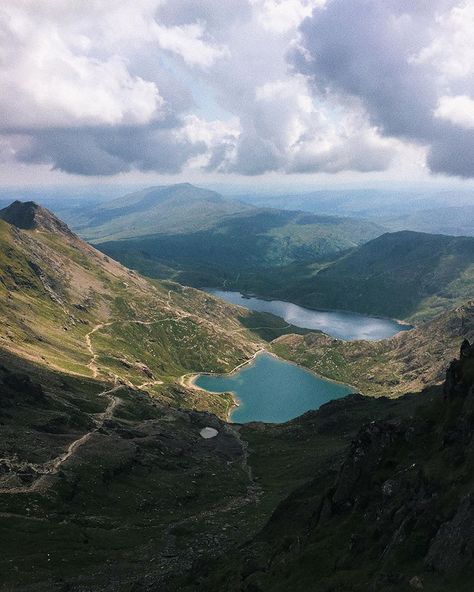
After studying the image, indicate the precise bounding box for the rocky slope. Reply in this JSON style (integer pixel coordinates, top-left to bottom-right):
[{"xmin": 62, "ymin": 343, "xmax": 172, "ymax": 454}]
[
  {"xmin": 183, "ymin": 341, "xmax": 474, "ymax": 592},
  {"xmin": 0, "ymin": 339, "xmax": 439, "ymax": 592},
  {"xmin": 1, "ymin": 200, "xmax": 473, "ymax": 592}
]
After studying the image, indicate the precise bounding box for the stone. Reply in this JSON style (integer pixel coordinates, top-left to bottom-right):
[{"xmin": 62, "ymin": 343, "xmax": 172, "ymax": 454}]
[{"xmin": 200, "ymin": 427, "xmax": 218, "ymax": 439}]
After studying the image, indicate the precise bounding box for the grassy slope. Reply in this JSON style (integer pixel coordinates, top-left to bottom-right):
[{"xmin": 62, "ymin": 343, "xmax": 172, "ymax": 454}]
[
  {"xmin": 185, "ymin": 349, "xmax": 474, "ymax": 592},
  {"xmin": 289, "ymin": 231, "xmax": 474, "ymax": 322},
  {"xmin": 0, "ymin": 214, "xmax": 298, "ymax": 417},
  {"xmin": 1, "ymin": 205, "xmax": 473, "ymax": 591},
  {"xmin": 272, "ymin": 301, "xmax": 474, "ymax": 396},
  {"xmin": 77, "ymin": 187, "xmax": 473, "ymax": 323},
  {"xmin": 187, "ymin": 384, "xmax": 474, "ymax": 592},
  {"xmin": 0, "ymin": 349, "xmax": 264, "ymax": 590},
  {"xmin": 96, "ymin": 209, "xmax": 382, "ymax": 292},
  {"xmin": 77, "ymin": 184, "xmax": 254, "ymax": 242}
]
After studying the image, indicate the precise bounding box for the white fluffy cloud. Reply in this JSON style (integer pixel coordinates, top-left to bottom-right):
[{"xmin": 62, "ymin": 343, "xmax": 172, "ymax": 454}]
[
  {"xmin": 153, "ymin": 22, "xmax": 229, "ymax": 68},
  {"xmin": 0, "ymin": 2, "xmax": 167, "ymax": 131},
  {"xmin": 435, "ymin": 95, "xmax": 474, "ymax": 129},
  {"xmin": 0, "ymin": 0, "xmax": 471, "ymax": 179}
]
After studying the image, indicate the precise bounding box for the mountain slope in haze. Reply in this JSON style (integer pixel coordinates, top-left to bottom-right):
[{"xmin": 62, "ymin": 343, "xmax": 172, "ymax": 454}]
[
  {"xmin": 72, "ymin": 183, "xmax": 383, "ymax": 291},
  {"xmin": 381, "ymin": 205, "xmax": 474, "ymax": 237},
  {"xmin": 76, "ymin": 183, "xmax": 255, "ymax": 241},
  {"xmin": 238, "ymin": 188, "xmax": 474, "ymax": 221},
  {"xmin": 0, "ymin": 200, "xmax": 286, "ymax": 416},
  {"xmin": 288, "ymin": 230, "xmax": 474, "ymax": 321}
]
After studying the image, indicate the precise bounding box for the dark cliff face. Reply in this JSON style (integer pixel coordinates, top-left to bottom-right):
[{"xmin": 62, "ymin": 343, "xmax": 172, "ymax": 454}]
[
  {"xmin": 186, "ymin": 341, "xmax": 474, "ymax": 592},
  {"xmin": 0, "ymin": 200, "xmax": 74, "ymax": 235}
]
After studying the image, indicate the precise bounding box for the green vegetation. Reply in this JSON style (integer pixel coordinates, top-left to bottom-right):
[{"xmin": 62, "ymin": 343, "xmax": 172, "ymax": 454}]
[
  {"xmin": 285, "ymin": 230, "xmax": 474, "ymax": 322},
  {"xmin": 65, "ymin": 185, "xmax": 473, "ymax": 322},
  {"xmin": 58, "ymin": 183, "xmax": 382, "ymax": 296},
  {"xmin": 178, "ymin": 347, "xmax": 474, "ymax": 592},
  {"xmin": 96, "ymin": 209, "xmax": 382, "ymax": 288},
  {"xmin": 0, "ymin": 345, "xmax": 446, "ymax": 592},
  {"xmin": 1, "ymin": 201, "xmax": 306, "ymax": 419},
  {"xmin": 75, "ymin": 183, "xmax": 254, "ymax": 241},
  {"xmin": 2, "ymin": 199, "xmax": 474, "ymax": 592}
]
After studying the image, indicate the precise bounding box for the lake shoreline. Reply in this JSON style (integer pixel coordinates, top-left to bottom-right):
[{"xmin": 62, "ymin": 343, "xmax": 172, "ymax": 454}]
[
  {"xmin": 179, "ymin": 348, "xmax": 265, "ymax": 422},
  {"xmin": 182, "ymin": 348, "xmax": 358, "ymax": 424},
  {"xmin": 204, "ymin": 288, "xmax": 414, "ymax": 338}
]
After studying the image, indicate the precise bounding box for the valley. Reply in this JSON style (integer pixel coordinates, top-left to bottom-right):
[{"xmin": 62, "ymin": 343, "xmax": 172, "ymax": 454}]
[
  {"xmin": 0, "ymin": 196, "xmax": 473, "ymax": 592},
  {"xmin": 193, "ymin": 351, "xmax": 353, "ymax": 423},
  {"xmin": 206, "ymin": 289, "xmax": 411, "ymax": 340},
  {"xmin": 52, "ymin": 184, "xmax": 474, "ymax": 323},
  {"xmin": 2, "ymin": 3, "xmax": 474, "ymax": 591}
]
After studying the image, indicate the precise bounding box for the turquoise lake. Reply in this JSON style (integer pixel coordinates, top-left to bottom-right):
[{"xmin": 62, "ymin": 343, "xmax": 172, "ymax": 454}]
[
  {"xmin": 194, "ymin": 352, "xmax": 353, "ymax": 424},
  {"xmin": 206, "ymin": 289, "xmax": 412, "ymax": 341}
]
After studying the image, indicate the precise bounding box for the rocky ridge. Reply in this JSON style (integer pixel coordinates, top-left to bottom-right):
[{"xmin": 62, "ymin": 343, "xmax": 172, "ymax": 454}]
[{"xmin": 184, "ymin": 340, "xmax": 474, "ymax": 592}]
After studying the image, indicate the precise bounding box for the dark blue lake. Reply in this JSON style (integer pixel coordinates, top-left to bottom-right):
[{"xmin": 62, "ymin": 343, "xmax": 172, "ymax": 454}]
[
  {"xmin": 206, "ymin": 289, "xmax": 411, "ymax": 341},
  {"xmin": 194, "ymin": 352, "xmax": 353, "ymax": 424}
]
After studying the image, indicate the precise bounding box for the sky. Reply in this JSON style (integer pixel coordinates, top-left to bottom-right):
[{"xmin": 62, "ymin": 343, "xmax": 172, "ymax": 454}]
[{"xmin": 0, "ymin": 0, "xmax": 473, "ymax": 192}]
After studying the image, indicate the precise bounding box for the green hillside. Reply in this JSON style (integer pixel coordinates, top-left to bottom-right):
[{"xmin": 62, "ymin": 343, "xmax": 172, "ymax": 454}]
[
  {"xmin": 0, "ymin": 200, "xmax": 298, "ymax": 414},
  {"xmin": 287, "ymin": 231, "xmax": 474, "ymax": 321},
  {"xmin": 2, "ymin": 201, "xmax": 474, "ymax": 591},
  {"xmin": 66, "ymin": 186, "xmax": 473, "ymax": 323},
  {"xmin": 76, "ymin": 183, "xmax": 254, "ymax": 242},
  {"xmin": 272, "ymin": 300, "xmax": 474, "ymax": 396},
  {"xmin": 72, "ymin": 184, "xmax": 382, "ymax": 290}
]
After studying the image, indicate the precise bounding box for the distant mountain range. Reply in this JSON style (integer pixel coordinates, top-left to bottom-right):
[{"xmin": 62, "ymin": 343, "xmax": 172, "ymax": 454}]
[
  {"xmin": 238, "ymin": 188, "xmax": 474, "ymax": 234},
  {"xmin": 56, "ymin": 182, "xmax": 384, "ymax": 294},
  {"xmin": 51, "ymin": 183, "xmax": 471, "ymax": 322},
  {"xmin": 74, "ymin": 183, "xmax": 255, "ymax": 242},
  {"xmin": 381, "ymin": 205, "xmax": 474, "ymax": 237}
]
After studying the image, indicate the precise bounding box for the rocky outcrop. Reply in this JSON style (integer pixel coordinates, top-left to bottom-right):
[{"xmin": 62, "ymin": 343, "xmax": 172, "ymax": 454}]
[
  {"xmin": 0, "ymin": 200, "xmax": 74, "ymax": 236},
  {"xmin": 426, "ymin": 494, "xmax": 474, "ymax": 574},
  {"xmin": 444, "ymin": 338, "xmax": 474, "ymax": 399}
]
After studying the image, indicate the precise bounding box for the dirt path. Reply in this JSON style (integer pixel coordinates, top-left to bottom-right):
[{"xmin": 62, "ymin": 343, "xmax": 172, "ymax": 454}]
[
  {"xmin": 137, "ymin": 380, "xmax": 164, "ymax": 390},
  {"xmin": 85, "ymin": 322, "xmax": 113, "ymax": 377},
  {"xmin": 0, "ymin": 384, "xmax": 125, "ymax": 494}
]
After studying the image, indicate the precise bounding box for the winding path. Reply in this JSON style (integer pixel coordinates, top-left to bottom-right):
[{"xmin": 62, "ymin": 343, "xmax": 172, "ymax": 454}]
[{"xmin": 0, "ymin": 384, "xmax": 125, "ymax": 494}]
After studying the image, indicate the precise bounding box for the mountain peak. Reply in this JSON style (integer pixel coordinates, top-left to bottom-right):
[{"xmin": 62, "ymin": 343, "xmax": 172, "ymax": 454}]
[{"xmin": 0, "ymin": 200, "xmax": 73, "ymax": 235}]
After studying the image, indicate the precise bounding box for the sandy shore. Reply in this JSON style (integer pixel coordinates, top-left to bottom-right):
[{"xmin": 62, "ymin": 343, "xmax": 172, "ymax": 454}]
[{"xmin": 179, "ymin": 348, "xmax": 265, "ymax": 421}]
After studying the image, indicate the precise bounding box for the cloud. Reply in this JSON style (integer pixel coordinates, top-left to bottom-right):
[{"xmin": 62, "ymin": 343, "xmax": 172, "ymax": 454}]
[
  {"xmin": 0, "ymin": 0, "xmax": 471, "ymax": 179},
  {"xmin": 153, "ymin": 22, "xmax": 229, "ymax": 68},
  {"xmin": 0, "ymin": 4, "xmax": 164, "ymax": 129},
  {"xmin": 292, "ymin": 0, "xmax": 474, "ymax": 177},
  {"xmin": 435, "ymin": 95, "xmax": 474, "ymax": 129}
]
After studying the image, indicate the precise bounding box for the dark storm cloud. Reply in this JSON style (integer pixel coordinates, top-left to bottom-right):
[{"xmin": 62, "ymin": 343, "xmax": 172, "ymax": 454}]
[
  {"xmin": 16, "ymin": 122, "xmax": 206, "ymax": 176},
  {"xmin": 292, "ymin": 0, "xmax": 474, "ymax": 177}
]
